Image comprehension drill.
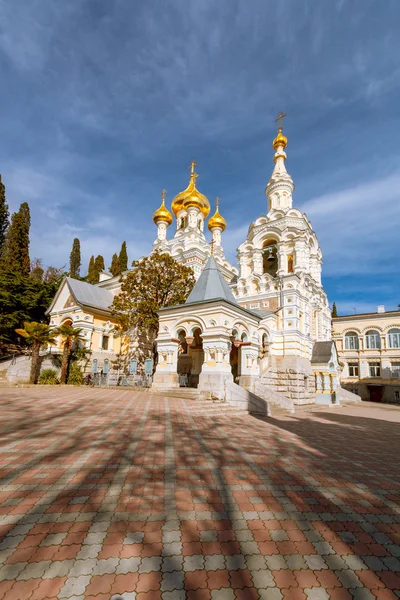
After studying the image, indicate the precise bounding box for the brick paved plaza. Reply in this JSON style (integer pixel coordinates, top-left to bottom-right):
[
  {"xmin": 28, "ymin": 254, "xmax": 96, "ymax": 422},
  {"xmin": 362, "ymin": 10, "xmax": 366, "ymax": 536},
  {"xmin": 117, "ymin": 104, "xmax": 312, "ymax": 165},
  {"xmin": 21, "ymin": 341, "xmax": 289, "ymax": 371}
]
[{"xmin": 0, "ymin": 388, "xmax": 399, "ymax": 600}]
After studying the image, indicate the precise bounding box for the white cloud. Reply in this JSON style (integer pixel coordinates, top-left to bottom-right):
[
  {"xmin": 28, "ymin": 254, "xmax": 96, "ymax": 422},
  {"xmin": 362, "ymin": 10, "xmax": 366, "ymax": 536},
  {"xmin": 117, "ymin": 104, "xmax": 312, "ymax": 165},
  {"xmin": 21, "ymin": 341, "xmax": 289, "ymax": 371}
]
[{"xmin": 301, "ymin": 173, "xmax": 400, "ymax": 276}]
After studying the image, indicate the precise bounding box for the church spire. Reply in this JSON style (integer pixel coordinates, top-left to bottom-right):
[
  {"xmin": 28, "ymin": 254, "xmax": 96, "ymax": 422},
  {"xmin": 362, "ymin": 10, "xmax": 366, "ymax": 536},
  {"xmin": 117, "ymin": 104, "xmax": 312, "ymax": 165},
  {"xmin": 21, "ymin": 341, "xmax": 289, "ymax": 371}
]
[{"xmin": 265, "ymin": 113, "xmax": 295, "ymax": 213}]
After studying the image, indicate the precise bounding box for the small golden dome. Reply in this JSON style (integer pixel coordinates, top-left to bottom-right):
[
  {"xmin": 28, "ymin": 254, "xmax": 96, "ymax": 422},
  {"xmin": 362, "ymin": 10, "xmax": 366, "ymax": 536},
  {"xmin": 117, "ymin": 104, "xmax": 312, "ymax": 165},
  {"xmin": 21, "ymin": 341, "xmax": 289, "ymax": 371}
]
[
  {"xmin": 272, "ymin": 128, "xmax": 288, "ymax": 151},
  {"xmin": 208, "ymin": 198, "xmax": 226, "ymax": 232},
  {"xmin": 153, "ymin": 190, "xmax": 173, "ymax": 226},
  {"xmin": 171, "ymin": 161, "xmax": 210, "ymax": 218}
]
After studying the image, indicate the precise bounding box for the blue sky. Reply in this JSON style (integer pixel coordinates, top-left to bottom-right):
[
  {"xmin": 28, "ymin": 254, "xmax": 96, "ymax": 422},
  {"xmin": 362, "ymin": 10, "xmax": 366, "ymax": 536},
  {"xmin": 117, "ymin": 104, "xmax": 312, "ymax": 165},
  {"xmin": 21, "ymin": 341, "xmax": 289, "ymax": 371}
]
[{"xmin": 0, "ymin": 0, "xmax": 399, "ymax": 315}]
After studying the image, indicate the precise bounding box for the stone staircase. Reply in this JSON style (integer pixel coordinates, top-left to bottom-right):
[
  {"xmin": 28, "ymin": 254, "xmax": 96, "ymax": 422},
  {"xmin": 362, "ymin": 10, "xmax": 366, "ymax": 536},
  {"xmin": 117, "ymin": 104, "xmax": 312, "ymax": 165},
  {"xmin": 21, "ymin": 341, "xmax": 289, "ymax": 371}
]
[{"xmin": 151, "ymin": 388, "xmax": 201, "ymax": 400}]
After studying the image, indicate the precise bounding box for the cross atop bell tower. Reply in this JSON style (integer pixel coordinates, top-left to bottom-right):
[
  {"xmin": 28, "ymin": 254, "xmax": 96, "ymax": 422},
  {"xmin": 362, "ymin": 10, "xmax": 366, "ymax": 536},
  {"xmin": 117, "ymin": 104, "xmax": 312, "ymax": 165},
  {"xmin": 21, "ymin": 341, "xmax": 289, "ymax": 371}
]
[{"xmin": 265, "ymin": 112, "xmax": 294, "ymax": 213}]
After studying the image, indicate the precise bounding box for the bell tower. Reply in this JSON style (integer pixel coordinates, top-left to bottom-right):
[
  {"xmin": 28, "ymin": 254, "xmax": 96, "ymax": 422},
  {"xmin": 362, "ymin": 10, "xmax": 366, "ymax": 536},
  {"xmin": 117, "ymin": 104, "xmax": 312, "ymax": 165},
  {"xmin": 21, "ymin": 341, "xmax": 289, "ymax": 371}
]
[{"xmin": 265, "ymin": 112, "xmax": 294, "ymax": 212}]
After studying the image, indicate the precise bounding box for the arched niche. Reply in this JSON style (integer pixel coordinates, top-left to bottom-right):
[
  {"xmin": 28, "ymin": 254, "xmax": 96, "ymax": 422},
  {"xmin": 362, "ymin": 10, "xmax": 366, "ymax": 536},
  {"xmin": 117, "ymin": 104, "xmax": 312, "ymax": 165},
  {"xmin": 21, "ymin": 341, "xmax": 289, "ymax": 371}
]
[{"xmin": 262, "ymin": 239, "xmax": 278, "ymax": 277}]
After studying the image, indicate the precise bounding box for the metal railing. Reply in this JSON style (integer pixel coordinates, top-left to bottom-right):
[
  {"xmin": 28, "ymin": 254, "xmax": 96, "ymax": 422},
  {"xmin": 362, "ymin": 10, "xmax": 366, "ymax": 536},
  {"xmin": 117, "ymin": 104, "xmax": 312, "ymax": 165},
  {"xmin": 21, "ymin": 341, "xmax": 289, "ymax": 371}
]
[{"xmin": 84, "ymin": 373, "xmax": 153, "ymax": 388}]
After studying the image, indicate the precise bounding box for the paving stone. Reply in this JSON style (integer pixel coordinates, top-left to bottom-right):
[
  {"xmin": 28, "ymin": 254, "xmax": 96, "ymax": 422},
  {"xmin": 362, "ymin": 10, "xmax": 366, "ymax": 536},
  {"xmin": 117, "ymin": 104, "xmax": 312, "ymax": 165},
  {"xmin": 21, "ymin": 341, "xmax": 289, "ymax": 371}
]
[
  {"xmin": 83, "ymin": 531, "xmax": 107, "ymax": 544},
  {"xmin": 336, "ymin": 570, "xmax": 363, "ymax": 589},
  {"xmin": 235, "ymin": 530, "xmax": 254, "ymax": 541},
  {"xmin": 183, "ymin": 555, "xmax": 205, "ymax": 571},
  {"xmin": 116, "ymin": 557, "xmax": 141, "ymax": 573},
  {"xmin": 258, "ymin": 589, "xmax": 283, "ymax": 599},
  {"xmin": 0, "ymin": 562, "xmax": 28, "ymax": 580},
  {"xmin": 240, "ymin": 541, "xmax": 260, "ymax": 555},
  {"xmin": 211, "ymin": 589, "xmax": 235, "ymax": 600},
  {"xmin": 58, "ymin": 575, "xmax": 91, "ymax": 597},
  {"xmin": 244, "ymin": 555, "xmax": 267, "ymax": 571},
  {"xmin": 139, "ymin": 556, "xmax": 163, "ymax": 572},
  {"xmin": 76, "ymin": 544, "xmax": 102, "ymax": 559},
  {"xmin": 304, "ymin": 555, "xmax": 328, "ymax": 570},
  {"xmin": 42, "ymin": 560, "xmax": 74, "ymax": 579},
  {"xmin": 161, "ymin": 556, "xmax": 184, "ymax": 572},
  {"xmin": 361, "ymin": 556, "xmax": 388, "ymax": 571},
  {"xmin": 350, "ymin": 590, "xmax": 376, "ymax": 600},
  {"xmin": 382, "ymin": 556, "xmax": 400, "ymax": 571},
  {"xmin": 163, "ymin": 530, "xmax": 181, "ymax": 542},
  {"xmin": 124, "ymin": 531, "xmax": 144, "ymax": 544},
  {"xmin": 17, "ymin": 560, "xmax": 52, "ymax": 579},
  {"xmin": 342, "ymin": 555, "xmax": 368, "ymax": 570},
  {"xmin": 205, "ymin": 554, "xmax": 226, "ymax": 571},
  {"xmin": 40, "ymin": 532, "xmax": 67, "ymax": 546},
  {"xmin": 285, "ymin": 555, "xmax": 307, "ymax": 570},
  {"xmin": 304, "ymin": 588, "xmax": 330, "ymax": 599},
  {"xmin": 271, "ymin": 530, "xmax": 289, "ymax": 542},
  {"xmin": 161, "ymin": 570, "xmax": 185, "ymax": 591},
  {"xmin": 312, "ymin": 541, "xmax": 335, "ymax": 555},
  {"xmin": 92, "ymin": 557, "xmax": 120, "ymax": 574},
  {"xmin": 162, "ymin": 592, "xmax": 186, "ymax": 600},
  {"xmin": 1, "ymin": 390, "xmax": 399, "ymax": 600},
  {"xmin": 251, "ymin": 569, "xmax": 275, "ymax": 588},
  {"xmin": 68, "ymin": 558, "xmax": 97, "ymax": 576}
]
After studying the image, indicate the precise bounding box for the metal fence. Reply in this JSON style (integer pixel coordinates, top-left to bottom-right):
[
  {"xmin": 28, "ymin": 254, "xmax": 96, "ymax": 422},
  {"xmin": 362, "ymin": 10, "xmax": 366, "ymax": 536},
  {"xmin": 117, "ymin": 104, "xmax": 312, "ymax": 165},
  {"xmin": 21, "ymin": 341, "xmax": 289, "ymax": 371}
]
[{"xmin": 85, "ymin": 373, "xmax": 153, "ymax": 388}]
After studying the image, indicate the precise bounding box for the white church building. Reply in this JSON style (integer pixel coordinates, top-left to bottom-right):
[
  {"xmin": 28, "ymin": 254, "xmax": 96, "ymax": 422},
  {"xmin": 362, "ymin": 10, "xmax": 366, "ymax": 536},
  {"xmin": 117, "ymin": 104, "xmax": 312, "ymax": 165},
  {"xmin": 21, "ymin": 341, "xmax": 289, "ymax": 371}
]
[
  {"xmin": 150, "ymin": 124, "xmax": 358, "ymax": 409},
  {"xmin": 41, "ymin": 122, "xmax": 359, "ymax": 411}
]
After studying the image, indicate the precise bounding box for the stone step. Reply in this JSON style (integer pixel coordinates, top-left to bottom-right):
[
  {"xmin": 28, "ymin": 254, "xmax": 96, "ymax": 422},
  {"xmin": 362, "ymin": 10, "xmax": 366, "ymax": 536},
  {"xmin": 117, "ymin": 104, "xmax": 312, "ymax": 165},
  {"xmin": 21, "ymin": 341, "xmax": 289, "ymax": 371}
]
[{"xmin": 151, "ymin": 388, "xmax": 201, "ymax": 400}]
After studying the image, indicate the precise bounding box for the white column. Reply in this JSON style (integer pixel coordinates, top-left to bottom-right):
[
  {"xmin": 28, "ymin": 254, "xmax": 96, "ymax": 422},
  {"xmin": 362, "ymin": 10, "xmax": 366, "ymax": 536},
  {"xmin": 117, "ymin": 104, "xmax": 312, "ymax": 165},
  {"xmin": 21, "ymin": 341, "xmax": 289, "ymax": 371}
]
[{"xmin": 152, "ymin": 340, "xmax": 180, "ymax": 389}]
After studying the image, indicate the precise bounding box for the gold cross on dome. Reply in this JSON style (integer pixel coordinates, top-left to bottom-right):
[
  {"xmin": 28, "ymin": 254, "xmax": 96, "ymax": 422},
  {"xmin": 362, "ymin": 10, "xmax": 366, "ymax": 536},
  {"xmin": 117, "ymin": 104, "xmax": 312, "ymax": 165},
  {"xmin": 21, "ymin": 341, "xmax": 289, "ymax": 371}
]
[
  {"xmin": 215, "ymin": 197, "xmax": 220, "ymax": 208},
  {"xmin": 161, "ymin": 189, "xmax": 167, "ymax": 202},
  {"xmin": 275, "ymin": 111, "xmax": 287, "ymax": 130},
  {"xmin": 189, "ymin": 160, "xmax": 197, "ymax": 173}
]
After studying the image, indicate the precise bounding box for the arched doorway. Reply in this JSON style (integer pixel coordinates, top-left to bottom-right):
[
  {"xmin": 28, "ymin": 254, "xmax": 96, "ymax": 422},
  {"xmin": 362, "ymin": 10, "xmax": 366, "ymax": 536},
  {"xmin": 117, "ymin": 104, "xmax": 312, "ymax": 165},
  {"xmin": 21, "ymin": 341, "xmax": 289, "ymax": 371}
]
[
  {"xmin": 177, "ymin": 327, "xmax": 204, "ymax": 388},
  {"xmin": 230, "ymin": 329, "xmax": 240, "ymax": 383},
  {"xmin": 189, "ymin": 328, "xmax": 204, "ymax": 388}
]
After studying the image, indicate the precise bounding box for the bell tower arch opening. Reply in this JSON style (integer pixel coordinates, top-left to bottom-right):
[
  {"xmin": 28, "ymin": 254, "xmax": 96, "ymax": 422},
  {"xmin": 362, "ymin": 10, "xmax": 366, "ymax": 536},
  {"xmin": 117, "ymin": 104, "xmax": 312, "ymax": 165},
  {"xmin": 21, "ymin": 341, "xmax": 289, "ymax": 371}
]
[{"xmin": 262, "ymin": 240, "xmax": 278, "ymax": 277}]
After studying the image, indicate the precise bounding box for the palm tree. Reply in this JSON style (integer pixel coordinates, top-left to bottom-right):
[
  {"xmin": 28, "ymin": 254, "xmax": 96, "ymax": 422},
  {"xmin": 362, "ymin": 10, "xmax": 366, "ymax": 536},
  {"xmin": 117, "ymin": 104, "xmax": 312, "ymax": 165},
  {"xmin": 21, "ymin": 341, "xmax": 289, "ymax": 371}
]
[
  {"xmin": 15, "ymin": 322, "xmax": 58, "ymax": 384},
  {"xmin": 57, "ymin": 325, "xmax": 85, "ymax": 384}
]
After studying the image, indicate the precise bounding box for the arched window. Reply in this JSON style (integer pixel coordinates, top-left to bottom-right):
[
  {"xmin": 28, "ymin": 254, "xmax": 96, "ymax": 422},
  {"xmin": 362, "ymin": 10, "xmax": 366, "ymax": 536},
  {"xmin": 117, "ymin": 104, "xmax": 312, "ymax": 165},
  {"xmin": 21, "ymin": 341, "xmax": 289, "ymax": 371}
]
[
  {"xmin": 288, "ymin": 255, "xmax": 294, "ymax": 273},
  {"xmin": 262, "ymin": 333, "xmax": 269, "ymax": 357},
  {"xmin": 92, "ymin": 359, "xmax": 98, "ymax": 374},
  {"xmin": 241, "ymin": 332, "xmax": 248, "ymax": 342},
  {"xmin": 344, "ymin": 331, "xmax": 359, "ymax": 350},
  {"xmin": 365, "ymin": 330, "xmax": 381, "ymax": 349},
  {"xmin": 129, "ymin": 358, "xmax": 137, "ymax": 375},
  {"xmin": 387, "ymin": 328, "xmax": 400, "ymax": 349},
  {"xmin": 103, "ymin": 359, "xmax": 109, "ymax": 374},
  {"xmin": 178, "ymin": 330, "xmax": 188, "ymax": 354}
]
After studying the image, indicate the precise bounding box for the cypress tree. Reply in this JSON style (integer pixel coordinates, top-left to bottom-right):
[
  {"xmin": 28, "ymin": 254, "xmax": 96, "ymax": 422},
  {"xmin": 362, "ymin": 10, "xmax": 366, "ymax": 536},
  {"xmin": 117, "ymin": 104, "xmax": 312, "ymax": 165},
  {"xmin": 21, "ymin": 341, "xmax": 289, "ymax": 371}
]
[
  {"xmin": 0, "ymin": 175, "xmax": 9, "ymax": 257},
  {"xmin": 110, "ymin": 253, "xmax": 121, "ymax": 277},
  {"xmin": 119, "ymin": 241, "xmax": 128, "ymax": 272},
  {"xmin": 87, "ymin": 255, "xmax": 96, "ymax": 284},
  {"xmin": 69, "ymin": 238, "xmax": 81, "ymax": 279},
  {"xmin": 94, "ymin": 255, "xmax": 105, "ymax": 273},
  {"xmin": 1, "ymin": 202, "xmax": 31, "ymax": 276},
  {"xmin": 332, "ymin": 302, "xmax": 338, "ymax": 318},
  {"xmin": 87, "ymin": 255, "xmax": 105, "ymax": 285}
]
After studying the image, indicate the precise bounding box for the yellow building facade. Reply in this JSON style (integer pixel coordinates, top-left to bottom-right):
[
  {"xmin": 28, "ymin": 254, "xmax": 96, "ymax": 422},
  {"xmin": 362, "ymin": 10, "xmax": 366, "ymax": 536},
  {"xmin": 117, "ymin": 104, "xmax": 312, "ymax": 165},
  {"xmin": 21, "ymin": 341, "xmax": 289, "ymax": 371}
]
[{"xmin": 332, "ymin": 307, "xmax": 400, "ymax": 403}]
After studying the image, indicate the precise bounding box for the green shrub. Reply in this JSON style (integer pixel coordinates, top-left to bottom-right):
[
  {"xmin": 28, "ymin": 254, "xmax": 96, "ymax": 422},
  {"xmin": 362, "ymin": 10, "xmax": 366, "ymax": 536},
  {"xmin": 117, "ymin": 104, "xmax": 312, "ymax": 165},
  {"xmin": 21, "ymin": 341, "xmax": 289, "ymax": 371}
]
[
  {"xmin": 38, "ymin": 368, "xmax": 59, "ymax": 385},
  {"xmin": 67, "ymin": 363, "xmax": 83, "ymax": 386}
]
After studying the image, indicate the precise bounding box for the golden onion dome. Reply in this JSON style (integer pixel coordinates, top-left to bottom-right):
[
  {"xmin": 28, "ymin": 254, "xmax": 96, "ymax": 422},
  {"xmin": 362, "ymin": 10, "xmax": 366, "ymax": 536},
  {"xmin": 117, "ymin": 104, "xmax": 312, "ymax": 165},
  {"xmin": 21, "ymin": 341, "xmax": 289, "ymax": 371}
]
[
  {"xmin": 208, "ymin": 198, "xmax": 226, "ymax": 232},
  {"xmin": 272, "ymin": 128, "xmax": 288, "ymax": 151},
  {"xmin": 171, "ymin": 161, "xmax": 210, "ymax": 218},
  {"xmin": 153, "ymin": 190, "xmax": 173, "ymax": 226}
]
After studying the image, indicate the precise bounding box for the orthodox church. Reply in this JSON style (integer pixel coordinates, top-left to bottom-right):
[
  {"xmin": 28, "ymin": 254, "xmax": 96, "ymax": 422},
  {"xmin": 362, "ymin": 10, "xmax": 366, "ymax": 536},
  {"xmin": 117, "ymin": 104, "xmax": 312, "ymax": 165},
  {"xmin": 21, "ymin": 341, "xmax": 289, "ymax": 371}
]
[{"xmin": 47, "ymin": 123, "xmax": 359, "ymax": 409}]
